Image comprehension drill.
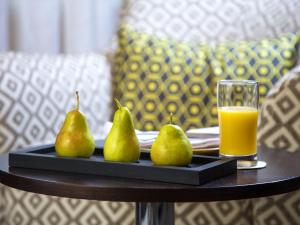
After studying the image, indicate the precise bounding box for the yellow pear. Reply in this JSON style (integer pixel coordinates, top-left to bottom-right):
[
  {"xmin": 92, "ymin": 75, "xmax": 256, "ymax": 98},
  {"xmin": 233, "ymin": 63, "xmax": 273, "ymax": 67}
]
[
  {"xmin": 55, "ymin": 91, "xmax": 95, "ymax": 158},
  {"xmin": 104, "ymin": 99, "xmax": 140, "ymax": 162},
  {"xmin": 151, "ymin": 114, "xmax": 192, "ymax": 166}
]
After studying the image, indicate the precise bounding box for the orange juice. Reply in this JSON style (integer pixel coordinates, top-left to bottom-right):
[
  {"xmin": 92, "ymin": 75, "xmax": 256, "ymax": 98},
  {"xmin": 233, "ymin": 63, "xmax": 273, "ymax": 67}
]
[{"xmin": 218, "ymin": 106, "xmax": 258, "ymax": 157}]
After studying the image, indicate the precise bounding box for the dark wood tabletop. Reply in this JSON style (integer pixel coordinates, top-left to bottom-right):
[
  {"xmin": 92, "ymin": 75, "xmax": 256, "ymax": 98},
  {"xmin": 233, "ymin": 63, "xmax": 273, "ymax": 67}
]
[{"xmin": 1, "ymin": 146, "xmax": 300, "ymax": 202}]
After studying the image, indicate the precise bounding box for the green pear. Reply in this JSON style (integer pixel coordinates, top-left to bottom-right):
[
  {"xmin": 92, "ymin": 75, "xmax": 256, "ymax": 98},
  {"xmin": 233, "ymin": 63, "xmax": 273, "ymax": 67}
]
[
  {"xmin": 104, "ymin": 99, "xmax": 140, "ymax": 162},
  {"xmin": 55, "ymin": 91, "xmax": 95, "ymax": 158},
  {"xmin": 151, "ymin": 114, "xmax": 192, "ymax": 166}
]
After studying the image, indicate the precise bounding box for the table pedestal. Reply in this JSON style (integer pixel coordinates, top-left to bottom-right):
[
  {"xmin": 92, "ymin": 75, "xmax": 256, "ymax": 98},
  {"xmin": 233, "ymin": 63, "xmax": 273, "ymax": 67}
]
[{"xmin": 135, "ymin": 202, "xmax": 174, "ymax": 225}]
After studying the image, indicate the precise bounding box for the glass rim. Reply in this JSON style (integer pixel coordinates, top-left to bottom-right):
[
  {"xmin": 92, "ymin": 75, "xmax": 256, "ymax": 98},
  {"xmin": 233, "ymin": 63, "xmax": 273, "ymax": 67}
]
[{"xmin": 218, "ymin": 80, "xmax": 258, "ymax": 85}]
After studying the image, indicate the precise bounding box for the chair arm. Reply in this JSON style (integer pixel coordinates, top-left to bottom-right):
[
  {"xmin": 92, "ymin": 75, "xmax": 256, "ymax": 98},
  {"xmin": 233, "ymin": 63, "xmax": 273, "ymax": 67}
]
[{"xmin": 258, "ymin": 66, "xmax": 300, "ymax": 152}]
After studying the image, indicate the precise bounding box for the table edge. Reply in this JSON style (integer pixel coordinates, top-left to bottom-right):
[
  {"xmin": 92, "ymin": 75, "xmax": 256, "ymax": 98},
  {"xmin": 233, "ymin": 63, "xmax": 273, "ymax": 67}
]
[{"xmin": 1, "ymin": 169, "xmax": 300, "ymax": 202}]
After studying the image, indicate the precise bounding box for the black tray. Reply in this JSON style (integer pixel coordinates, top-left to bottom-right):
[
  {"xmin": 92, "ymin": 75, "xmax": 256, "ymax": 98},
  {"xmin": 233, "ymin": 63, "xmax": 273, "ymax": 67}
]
[{"xmin": 9, "ymin": 141, "xmax": 236, "ymax": 185}]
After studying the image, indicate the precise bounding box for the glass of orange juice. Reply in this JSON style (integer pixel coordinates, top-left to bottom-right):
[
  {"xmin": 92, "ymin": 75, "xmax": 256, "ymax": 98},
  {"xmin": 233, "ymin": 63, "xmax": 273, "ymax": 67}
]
[{"xmin": 217, "ymin": 80, "xmax": 266, "ymax": 169}]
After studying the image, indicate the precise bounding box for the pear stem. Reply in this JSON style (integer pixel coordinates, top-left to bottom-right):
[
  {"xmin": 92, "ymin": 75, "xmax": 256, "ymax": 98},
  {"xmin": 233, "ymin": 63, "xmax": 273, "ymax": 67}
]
[
  {"xmin": 169, "ymin": 112, "xmax": 173, "ymax": 124},
  {"xmin": 114, "ymin": 98, "xmax": 122, "ymax": 109},
  {"xmin": 76, "ymin": 91, "xmax": 80, "ymax": 111}
]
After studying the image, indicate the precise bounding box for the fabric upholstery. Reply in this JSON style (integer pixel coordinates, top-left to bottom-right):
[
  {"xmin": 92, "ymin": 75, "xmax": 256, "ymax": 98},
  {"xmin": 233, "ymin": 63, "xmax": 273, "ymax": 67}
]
[
  {"xmin": 121, "ymin": 0, "xmax": 300, "ymax": 67},
  {"xmin": 121, "ymin": 0, "xmax": 300, "ymax": 44},
  {"xmin": 258, "ymin": 67, "xmax": 300, "ymax": 152},
  {"xmin": 175, "ymin": 200, "xmax": 253, "ymax": 225},
  {"xmin": 253, "ymin": 190, "xmax": 300, "ymax": 225},
  {"xmin": 3, "ymin": 187, "xmax": 135, "ymax": 225},
  {"xmin": 113, "ymin": 27, "xmax": 299, "ymax": 130},
  {"xmin": 113, "ymin": 27, "xmax": 213, "ymax": 130},
  {"xmin": 0, "ymin": 52, "xmax": 111, "ymax": 154},
  {"xmin": 209, "ymin": 33, "xmax": 300, "ymax": 125}
]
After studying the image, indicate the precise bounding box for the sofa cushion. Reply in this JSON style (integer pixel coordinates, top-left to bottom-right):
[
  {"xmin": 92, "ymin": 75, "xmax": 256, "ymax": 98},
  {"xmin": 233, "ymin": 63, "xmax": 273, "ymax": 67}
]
[
  {"xmin": 113, "ymin": 27, "xmax": 299, "ymax": 130},
  {"xmin": 0, "ymin": 52, "xmax": 111, "ymax": 154},
  {"xmin": 121, "ymin": 0, "xmax": 300, "ymax": 44}
]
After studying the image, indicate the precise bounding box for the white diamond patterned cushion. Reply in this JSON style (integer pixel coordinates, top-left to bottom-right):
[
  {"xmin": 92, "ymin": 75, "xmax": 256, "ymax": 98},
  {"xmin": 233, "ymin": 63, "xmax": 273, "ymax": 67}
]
[
  {"xmin": 258, "ymin": 66, "xmax": 300, "ymax": 152},
  {"xmin": 121, "ymin": 0, "xmax": 300, "ymax": 44},
  {"xmin": 0, "ymin": 52, "xmax": 111, "ymax": 154}
]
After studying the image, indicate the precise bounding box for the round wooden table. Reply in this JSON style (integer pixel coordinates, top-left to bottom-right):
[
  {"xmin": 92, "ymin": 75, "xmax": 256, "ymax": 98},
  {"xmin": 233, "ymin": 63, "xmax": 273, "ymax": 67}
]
[{"xmin": 1, "ymin": 146, "xmax": 300, "ymax": 225}]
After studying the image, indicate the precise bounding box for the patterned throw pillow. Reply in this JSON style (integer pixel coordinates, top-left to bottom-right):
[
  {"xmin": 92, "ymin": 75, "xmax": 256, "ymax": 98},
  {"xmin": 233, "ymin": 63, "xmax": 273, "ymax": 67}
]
[
  {"xmin": 0, "ymin": 52, "xmax": 111, "ymax": 154},
  {"xmin": 208, "ymin": 33, "xmax": 300, "ymax": 125},
  {"xmin": 258, "ymin": 67, "xmax": 300, "ymax": 152},
  {"xmin": 113, "ymin": 27, "xmax": 299, "ymax": 130},
  {"xmin": 113, "ymin": 27, "xmax": 213, "ymax": 131}
]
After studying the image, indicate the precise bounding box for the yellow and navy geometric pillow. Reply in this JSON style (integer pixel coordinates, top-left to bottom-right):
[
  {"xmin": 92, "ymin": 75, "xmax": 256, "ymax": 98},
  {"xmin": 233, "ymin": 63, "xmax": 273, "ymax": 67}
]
[
  {"xmin": 113, "ymin": 26, "xmax": 300, "ymax": 131},
  {"xmin": 113, "ymin": 27, "xmax": 213, "ymax": 131},
  {"xmin": 209, "ymin": 33, "xmax": 300, "ymax": 125}
]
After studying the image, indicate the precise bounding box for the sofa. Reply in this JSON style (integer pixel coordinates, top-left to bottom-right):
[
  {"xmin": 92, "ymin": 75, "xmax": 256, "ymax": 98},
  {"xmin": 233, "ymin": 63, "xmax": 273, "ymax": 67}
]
[{"xmin": 1, "ymin": 0, "xmax": 300, "ymax": 224}]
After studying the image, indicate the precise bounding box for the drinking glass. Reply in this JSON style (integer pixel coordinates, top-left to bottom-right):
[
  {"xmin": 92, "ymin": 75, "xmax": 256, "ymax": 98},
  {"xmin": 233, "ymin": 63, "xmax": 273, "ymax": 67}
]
[{"xmin": 217, "ymin": 80, "xmax": 266, "ymax": 169}]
